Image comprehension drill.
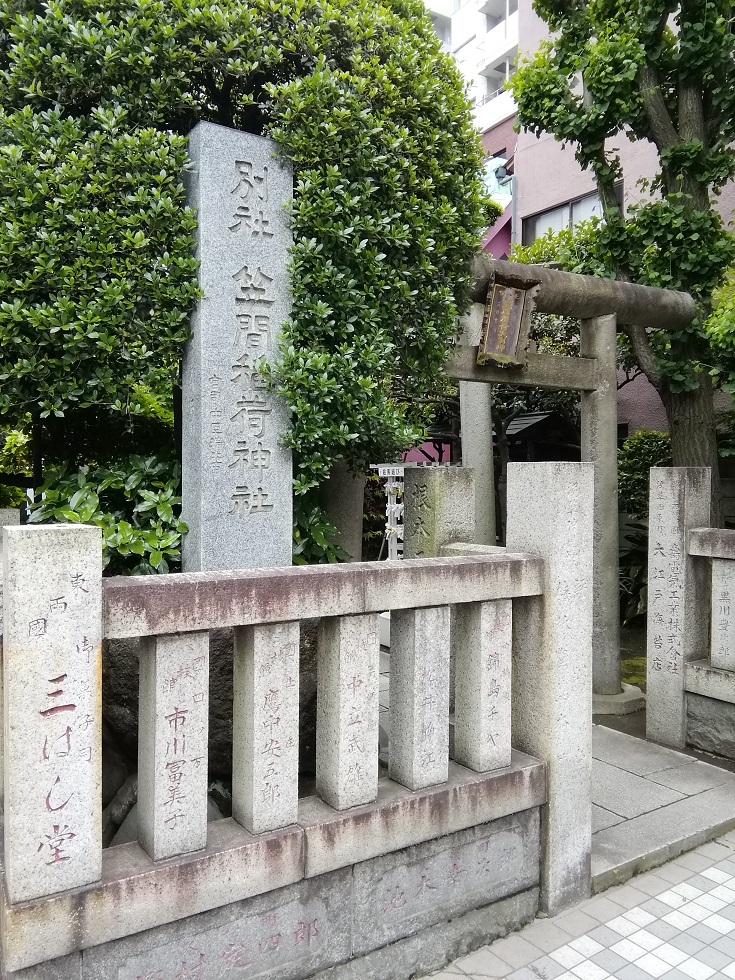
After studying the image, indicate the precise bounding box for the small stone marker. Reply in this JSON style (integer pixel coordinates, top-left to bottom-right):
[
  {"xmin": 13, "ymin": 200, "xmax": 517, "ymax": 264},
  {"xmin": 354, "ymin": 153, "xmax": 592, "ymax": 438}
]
[
  {"xmin": 138, "ymin": 631, "xmax": 210, "ymax": 861},
  {"xmin": 317, "ymin": 615, "xmax": 380, "ymax": 809},
  {"xmin": 389, "ymin": 606, "xmax": 450, "ymax": 790},
  {"xmin": 403, "ymin": 467, "xmax": 475, "ymax": 559},
  {"xmin": 182, "ymin": 121, "xmax": 293, "ymax": 572},
  {"xmin": 646, "ymin": 467, "xmax": 711, "ymax": 747},
  {"xmin": 711, "ymin": 559, "xmax": 735, "ymax": 671},
  {"xmin": 3, "ymin": 524, "xmax": 102, "ymax": 903},
  {"xmin": 453, "ymin": 599, "xmax": 512, "ymax": 772},
  {"xmin": 232, "ymin": 622, "xmax": 300, "ymax": 833}
]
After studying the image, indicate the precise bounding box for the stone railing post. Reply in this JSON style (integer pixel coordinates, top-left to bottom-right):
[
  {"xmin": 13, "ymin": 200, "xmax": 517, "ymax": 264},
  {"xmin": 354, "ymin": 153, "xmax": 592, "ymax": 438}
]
[
  {"xmin": 711, "ymin": 558, "xmax": 735, "ymax": 670},
  {"xmin": 453, "ymin": 599, "xmax": 512, "ymax": 772},
  {"xmin": 3, "ymin": 525, "xmax": 103, "ymax": 903},
  {"xmin": 506, "ymin": 462, "xmax": 594, "ymax": 915},
  {"xmin": 389, "ymin": 606, "xmax": 450, "ymax": 790},
  {"xmin": 232, "ymin": 623, "xmax": 300, "ymax": 833},
  {"xmin": 646, "ymin": 468, "xmax": 711, "ymax": 748},
  {"xmin": 316, "ymin": 615, "xmax": 380, "ymax": 809},
  {"xmin": 138, "ymin": 632, "xmax": 210, "ymax": 860}
]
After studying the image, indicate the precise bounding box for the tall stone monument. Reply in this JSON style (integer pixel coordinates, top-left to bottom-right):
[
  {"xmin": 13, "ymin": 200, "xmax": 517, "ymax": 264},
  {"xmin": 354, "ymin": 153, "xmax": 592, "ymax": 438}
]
[{"xmin": 182, "ymin": 122, "xmax": 293, "ymax": 571}]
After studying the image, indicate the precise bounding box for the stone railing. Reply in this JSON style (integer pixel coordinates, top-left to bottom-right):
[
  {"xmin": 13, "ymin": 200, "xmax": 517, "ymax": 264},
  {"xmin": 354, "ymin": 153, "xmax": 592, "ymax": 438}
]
[{"xmin": 1, "ymin": 461, "xmax": 594, "ymax": 979}]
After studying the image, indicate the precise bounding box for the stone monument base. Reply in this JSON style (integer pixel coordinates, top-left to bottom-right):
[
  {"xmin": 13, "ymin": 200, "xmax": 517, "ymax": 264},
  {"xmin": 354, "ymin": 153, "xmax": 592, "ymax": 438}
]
[{"xmin": 593, "ymin": 683, "xmax": 646, "ymax": 716}]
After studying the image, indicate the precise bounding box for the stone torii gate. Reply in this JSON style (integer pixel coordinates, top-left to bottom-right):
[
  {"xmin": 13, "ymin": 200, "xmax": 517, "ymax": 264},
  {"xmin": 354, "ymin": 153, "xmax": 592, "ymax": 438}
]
[{"xmin": 447, "ymin": 256, "xmax": 696, "ymax": 705}]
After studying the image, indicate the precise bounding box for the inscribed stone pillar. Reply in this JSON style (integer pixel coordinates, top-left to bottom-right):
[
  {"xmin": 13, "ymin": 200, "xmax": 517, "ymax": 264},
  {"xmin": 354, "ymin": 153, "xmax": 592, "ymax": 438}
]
[
  {"xmin": 403, "ymin": 467, "xmax": 475, "ymax": 559},
  {"xmin": 232, "ymin": 622, "xmax": 300, "ymax": 833},
  {"xmin": 182, "ymin": 121, "xmax": 292, "ymax": 571},
  {"xmin": 3, "ymin": 525, "xmax": 102, "ymax": 903},
  {"xmin": 389, "ymin": 606, "xmax": 450, "ymax": 790},
  {"xmin": 0, "ymin": 508, "xmax": 20, "ymax": 809},
  {"xmin": 453, "ymin": 599, "xmax": 512, "ymax": 772},
  {"xmin": 646, "ymin": 468, "xmax": 711, "ymax": 748},
  {"xmin": 580, "ymin": 314, "xmax": 621, "ymax": 696},
  {"xmin": 506, "ymin": 462, "xmax": 594, "ymax": 915},
  {"xmin": 711, "ymin": 559, "xmax": 735, "ymax": 671},
  {"xmin": 316, "ymin": 615, "xmax": 380, "ymax": 809},
  {"xmin": 138, "ymin": 632, "xmax": 209, "ymax": 861}
]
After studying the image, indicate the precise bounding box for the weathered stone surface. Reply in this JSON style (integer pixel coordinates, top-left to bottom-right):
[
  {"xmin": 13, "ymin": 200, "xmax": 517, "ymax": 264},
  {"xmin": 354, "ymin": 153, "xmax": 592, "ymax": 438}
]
[
  {"xmin": 687, "ymin": 692, "xmax": 735, "ymax": 759},
  {"xmin": 403, "ymin": 467, "xmax": 475, "ymax": 559},
  {"xmin": 103, "ymin": 555, "xmax": 544, "ymax": 639},
  {"xmin": 316, "ymin": 615, "xmax": 380, "ymax": 809},
  {"xmin": 646, "ymin": 468, "xmax": 711, "ymax": 748},
  {"xmin": 138, "ymin": 632, "xmax": 209, "ymax": 860},
  {"xmin": 688, "ymin": 527, "xmax": 735, "ymax": 557},
  {"xmin": 0, "ymin": 507, "xmax": 20, "ymax": 625},
  {"xmin": 506, "ymin": 462, "xmax": 594, "ymax": 915},
  {"xmin": 81, "ymin": 868, "xmax": 352, "ymax": 980},
  {"xmin": 581, "ymin": 314, "xmax": 621, "ymax": 697},
  {"xmin": 3, "ymin": 952, "xmax": 81, "ymax": 980},
  {"xmin": 686, "ymin": 658, "xmax": 735, "ymax": 706},
  {"xmin": 0, "ymin": 819, "xmax": 304, "ymax": 973},
  {"xmin": 453, "ymin": 600, "xmax": 512, "ymax": 773},
  {"xmin": 312, "ymin": 887, "xmax": 539, "ymax": 980},
  {"xmin": 233, "ymin": 622, "xmax": 300, "ymax": 833},
  {"xmin": 3, "ymin": 525, "xmax": 102, "ymax": 903},
  {"xmin": 351, "ymin": 809, "xmax": 539, "ymax": 954},
  {"xmin": 298, "ymin": 753, "xmax": 546, "ymax": 879},
  {"xmin": 710, "ymin": 558, "xmax": 735, "ymax": 671},
  {"xmin": 182, "ymin": 121, "xmax": 292, "ymax": 572},
  {"xmin": 389, "ymin": 606, "xmax": 450, "ymax": 791}
]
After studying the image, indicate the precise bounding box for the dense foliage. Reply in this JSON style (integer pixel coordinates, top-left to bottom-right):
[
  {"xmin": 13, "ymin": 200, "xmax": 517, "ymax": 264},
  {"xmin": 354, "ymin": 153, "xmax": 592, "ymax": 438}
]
[
  {"xmin": 28, "ymin": 453, "xmax": 187, "ymax": 573},
  {"xmin": 618, "ymin": 429, "xmax": 671, "ymax": 519},
  {"xmin": 0, "ymin": 0, "xmax": 496, "ymax": 499},
  {"xmin": 510, "ymin": 0, "xmax": 735, "ymax": 523}
]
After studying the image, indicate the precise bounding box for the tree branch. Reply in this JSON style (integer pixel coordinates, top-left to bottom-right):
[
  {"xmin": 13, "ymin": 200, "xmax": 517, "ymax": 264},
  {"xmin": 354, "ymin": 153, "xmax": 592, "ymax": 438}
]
[{"xmin": 639, "ymin": 65, "xmax": 680, "ymax": 151}]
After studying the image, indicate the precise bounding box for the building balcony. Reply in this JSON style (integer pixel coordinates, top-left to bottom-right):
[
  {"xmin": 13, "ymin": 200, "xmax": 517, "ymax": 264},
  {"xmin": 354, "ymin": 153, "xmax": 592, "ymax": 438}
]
[
  {"xmin": 476, "ymin": 10, "xmax": 518, "ymax": 72},
  {"xmin": 473, "ymin": 88, "xmax": 516, "ymax": 132}
]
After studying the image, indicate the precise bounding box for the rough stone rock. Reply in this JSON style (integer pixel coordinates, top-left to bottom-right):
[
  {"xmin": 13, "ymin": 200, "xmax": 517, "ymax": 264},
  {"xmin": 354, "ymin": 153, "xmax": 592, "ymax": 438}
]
[{"xmin": 687, "ymin": 693, "xmax": 735, "ymax": 760}]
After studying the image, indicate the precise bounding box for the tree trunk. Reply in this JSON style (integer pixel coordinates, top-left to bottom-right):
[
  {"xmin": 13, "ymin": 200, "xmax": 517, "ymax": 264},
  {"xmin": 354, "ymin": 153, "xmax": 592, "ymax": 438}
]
[{"xmin": 660, "ymin": 374, "xmax": 722, "ymax": 527}]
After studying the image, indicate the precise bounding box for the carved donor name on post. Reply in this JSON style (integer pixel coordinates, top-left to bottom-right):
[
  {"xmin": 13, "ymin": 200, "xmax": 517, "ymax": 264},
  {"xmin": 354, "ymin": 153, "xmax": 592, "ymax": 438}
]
[{"xmin": 182, "ymin": 122, "xmax": 293, "ymax": 571}]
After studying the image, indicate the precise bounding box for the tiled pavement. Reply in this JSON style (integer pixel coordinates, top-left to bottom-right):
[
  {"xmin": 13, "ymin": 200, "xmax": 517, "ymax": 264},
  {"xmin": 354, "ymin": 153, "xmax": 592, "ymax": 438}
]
[{"xmin": 425, "ymin": 834, "xmax": 735, "ymax": 980}]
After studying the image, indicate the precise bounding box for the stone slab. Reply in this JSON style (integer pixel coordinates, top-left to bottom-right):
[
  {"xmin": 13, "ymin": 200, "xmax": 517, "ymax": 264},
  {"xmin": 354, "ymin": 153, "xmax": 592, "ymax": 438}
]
[
  {"xmin": 592, "ymin": 684, "xmax": 646, "ymax": 716},
  {"xmin": 591, "ymin": 725, "xmax": 692, "ymax": 776},
  {"xmin": 351, "ymin": 809, "xmax": 539, "ymax": 954},
  {"xmin": 710, "ymin": 559, "xmax": 735, "ymax": 670},
  {"xmin": 688, "ymin": 528, "xmax": 735, "ymax": 558},
  {"xmin": 592, "ymin": 759, "xmax": 685, "ymax": 818},
  {"xmin": 317, "ymin": 615, "xmax": 380, "ymax": 809},
  {"xmin": 590, "ymin": 781, "xmax": 735, "ymax": 893},
  {"xmin": 646, "ymin": 468, "xmax": 711, "ymax": 748},
  {"xmin": 592, "ymin": 805, "xmax": 625, "ymax": 834},
  {"xmin": 446, "ymin": 342, "xmax": 598, "ymax": 390},
  {"xmin": 646, "ymin": 760, "xmax": 735, "ymax": 796},
  {"xmin": 3, "ymin": 525, "xmax": 103, "ymax": 903},
  {"xmin": 81, "ymin": 868, "xmax": 352, "ymax": 980},
  {"xmin": 389, "ymin": 606, "xmax": 450, "ymax": 790},
  {"xmin": 313, "ymin": 887, "xmax": 539, "ymax": 980},
  {"xmin": 2, "ymin": 952, "xmax": 81, "ymax": 980},
  {"xmin": 506, "ymin": 462, "xmax": 594, "ymax": 915},
  {"xmin": 297, "ymin": 753, "xmax": 546, "ymax": 879},
  {"xmin": 0, "ymin": 819, "xmax": 304, "ymax": 972},
  {"xmin": 232, "ymin": 622, "xmax": 300, "ymax": 833},
  {"xmin": 403, "ymin": 467, "xmax": 475, "ymax": 559},
  {"xmin": 686, "ymin": 659, "xmax": 735, "ymax": 706},
  {"xmin": 103, "ymin": 555, "xmax": 544, "ymax": 639},
  {"xmin": 687, "ymin": 692, "xmax": 735, "ymax": 760},
  {"xmin": 138, "ymin": 631, "xmax": 210, "ymax": 860},
  {"xmin": 182, "ymin": 120, "xmax": 293, "ymax": 572}
]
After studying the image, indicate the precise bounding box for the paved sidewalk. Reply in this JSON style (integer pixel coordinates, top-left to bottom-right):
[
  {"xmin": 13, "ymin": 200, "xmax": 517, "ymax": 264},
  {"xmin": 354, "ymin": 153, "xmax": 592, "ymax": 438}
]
[{"xmin": 425, "ymin": 833, "xmax": 735, "ymax": 980}]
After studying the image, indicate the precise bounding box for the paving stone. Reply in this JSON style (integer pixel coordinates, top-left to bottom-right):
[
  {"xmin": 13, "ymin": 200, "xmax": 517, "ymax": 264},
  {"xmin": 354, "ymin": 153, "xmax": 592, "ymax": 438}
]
[
  {"xmin": 634, "ymin": 875, "xmax": 675, "ymax": 898},
  {"xmin": 686, "ymin": 875, "xmax": 719, "ymax": 893},
  {"xmin": 580, "ymin": 894, "xmax": 627, "ymax": 922},
  {"xmin": 454, "ymin": 947, "xmax": 514, "ymax": 977},
  {"xmin": 695, "ymin": 948, "xmax": 732, "ymax": 971},
  {"xmin": 658, "ymin": 866, "xmax": 699, "ymax": 885},
  {"xmin": 521, "ymin": 919, "xmax": 575, "ymax": 954},
  {"xmin": 554, "ymin": 911, "xmax": 601, "ymax": 938},
  {"xmin": 593, "ymin": 805, "xmax": 625, "ymax": 833},
  {"xmin": 674, "ymin": 853, "xmax": 721, "ymax": 874},
  {"xmin": 520, "ymin": 955, "xmax": 569, "ymax": 978},
  {"xmin": 669, "ymin": 934, "xmax": 706, "ymax": 956},
  {"xmin": 617, "ymin": 965, "xmax": 654, "ymax": 980},
  {"xmin": 683, "ymin": 924, "xmax": 721, "ymax": 945},
  {"xmin": 593, "ymin": 760, "xmax": 685, "ymax": 819},
  {"xmin": 695, "ymin": 843, "xmax": 735, "ymax": 862},
  {"xmin": 605, "ymin": 884, "xmax": 653, "ymax": 910},
  {"xmin": 487, "ymin": 935, "xmax": 542, "ymax": 970},
  {"xmin": 591, "ymin": 948, "xmax": 630, "ymax": 973},
  {"xmin": 647, "ymin": 921, "xmax": 681, "ymax": 942},
  {"xmin": 591, "ymin": 726, "xmax": 692, "ymax": 777},
  {"xmin": 648, "ymin": 764, "xmax": 735, "ymax": 797},
  {"xmin": 711, "ymin": 935, "xmax": 735, "ymax": 957},
  {"xmin": 587, "ymin": 924, "xmax": 624, "ymax": 947},
  {"xmin": 642, "ymin": 899, "xmax": 676, "ymax": 918}
]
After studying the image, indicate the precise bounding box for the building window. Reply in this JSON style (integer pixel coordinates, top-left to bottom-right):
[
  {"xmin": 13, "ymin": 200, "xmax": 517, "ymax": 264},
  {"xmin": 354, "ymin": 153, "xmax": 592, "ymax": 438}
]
[{"xmin": 522, "ymin": 191, "xmax": 605, "ymax": 245}]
